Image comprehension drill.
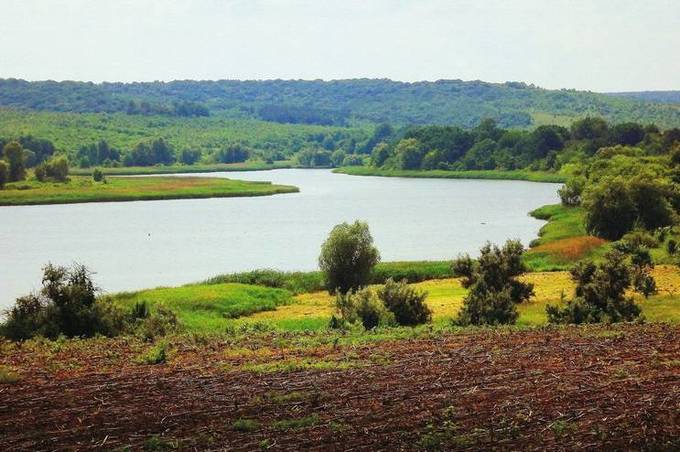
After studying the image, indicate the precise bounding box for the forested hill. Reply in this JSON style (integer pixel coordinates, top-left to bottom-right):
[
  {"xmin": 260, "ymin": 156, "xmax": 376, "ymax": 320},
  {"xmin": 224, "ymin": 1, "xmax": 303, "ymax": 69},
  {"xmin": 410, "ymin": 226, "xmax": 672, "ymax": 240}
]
[
  {"xmin": 1, "ymin": 78, "xmax": 679, "ymax": 128},
  {"xmin": 605, "ymin": 91, "xmax": 680, "ymax": 105}
]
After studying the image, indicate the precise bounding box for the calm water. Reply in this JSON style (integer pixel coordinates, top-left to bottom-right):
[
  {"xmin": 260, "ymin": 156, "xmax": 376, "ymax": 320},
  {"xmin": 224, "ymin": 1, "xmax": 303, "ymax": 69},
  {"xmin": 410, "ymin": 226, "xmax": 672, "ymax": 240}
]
[{"xmin": 0, "ymin": 169, "xmax": 559, "ymax": 308}]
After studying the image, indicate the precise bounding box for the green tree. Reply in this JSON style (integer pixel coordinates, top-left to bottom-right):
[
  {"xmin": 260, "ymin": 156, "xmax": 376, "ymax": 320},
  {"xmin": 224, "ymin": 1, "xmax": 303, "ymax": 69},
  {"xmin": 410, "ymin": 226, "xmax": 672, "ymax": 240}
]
[
  {"xmin": 0, "ymin": 160, "xmax": 8, "ymax": 188},
  {"xmin": 319, "ymin": 221, "xmax": 380, "ymax": 294},
  {"xmin": 583, "ymin": 177, "xmax": 637, "ymax": 240},
  {"xmin": 546, "ymin": 251, "xmax": 641, "ymax": 324},
  {"xmin": 558, "ymin": 176, "xmax": 586, "ymax": 206},
  {"xmin": 3, "ymin": 141, "xmax": 26, "ymax": 182},
  {"xmin": 0, "ymin": 263, "xmax": 118, "ymax": 340},
  {"xmin": 331, "ymin": 149, "xmax": 347, "ymax": 167},
  {"xmin": 395, "ymin": 138, "xmax": 425, "ymax": 170},
  {"xmin": 370, "ymin": 142, "xmax": 391, "ymax": 167},
  {"xmin": 462, "ymin": 138, "xmax": 497, "ymax": 170},
  {"xmin": 452, "ymin": 240, "xmax": 534, "ymax": 325}
]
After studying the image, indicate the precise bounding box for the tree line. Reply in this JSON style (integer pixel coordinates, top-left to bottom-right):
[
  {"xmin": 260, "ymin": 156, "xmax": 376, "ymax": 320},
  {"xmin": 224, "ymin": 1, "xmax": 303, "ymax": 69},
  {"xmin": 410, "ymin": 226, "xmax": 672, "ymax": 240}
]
[{"xmin": 368, "ymin": 117, "xmax": 680, "ymax": 172}]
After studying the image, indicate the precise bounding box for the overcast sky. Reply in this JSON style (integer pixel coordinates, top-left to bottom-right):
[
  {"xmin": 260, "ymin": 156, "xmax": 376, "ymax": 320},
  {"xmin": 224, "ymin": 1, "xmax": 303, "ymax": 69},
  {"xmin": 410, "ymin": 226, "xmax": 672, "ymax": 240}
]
[{"xmin": 0, "ymin": 0, "xmax": 678, "ymax": 92}]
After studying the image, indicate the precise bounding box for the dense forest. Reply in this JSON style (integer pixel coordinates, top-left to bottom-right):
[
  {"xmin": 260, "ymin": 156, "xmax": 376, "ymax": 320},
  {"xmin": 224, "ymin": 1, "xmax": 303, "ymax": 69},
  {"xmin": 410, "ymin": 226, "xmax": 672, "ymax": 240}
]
[
  {"xmin": 2, "ymin": 78, "xmax": 680, "ymax": 128},
  {"xmin": 606, "ymin": 90, "xmax": 680, "ymax": 104}
]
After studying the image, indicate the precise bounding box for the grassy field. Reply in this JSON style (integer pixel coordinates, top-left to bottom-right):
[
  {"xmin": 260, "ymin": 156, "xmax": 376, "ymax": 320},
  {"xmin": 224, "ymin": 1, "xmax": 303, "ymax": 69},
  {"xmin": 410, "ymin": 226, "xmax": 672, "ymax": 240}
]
[
  {"xmin": 109, "ymin": 283, "xmax": 293, "ymax": 332},
  {"xmin": 335, "ymin": 166, "xmax": 568, "ymax": 183},
  {"xmin": 107, "ymin": 264, "xmax": 680, "ymax": 334},
  {"xmin": 0, "ymin": 175, "xmax": 298, "ymax": 205},
  {"xmin": 237, "ymin": 265, "xmax": 680, "ymax": 331},
  {"xmin": 69, "ymin": 160, "xmax": 292, "ymax": 176}
]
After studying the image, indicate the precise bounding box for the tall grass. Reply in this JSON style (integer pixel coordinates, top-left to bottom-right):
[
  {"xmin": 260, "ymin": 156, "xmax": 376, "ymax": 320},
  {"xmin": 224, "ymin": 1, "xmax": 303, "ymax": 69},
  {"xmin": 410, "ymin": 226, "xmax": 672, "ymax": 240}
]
[{"xmin": 203, "ymin": 261, "xmax": 453, "ymax": 294}]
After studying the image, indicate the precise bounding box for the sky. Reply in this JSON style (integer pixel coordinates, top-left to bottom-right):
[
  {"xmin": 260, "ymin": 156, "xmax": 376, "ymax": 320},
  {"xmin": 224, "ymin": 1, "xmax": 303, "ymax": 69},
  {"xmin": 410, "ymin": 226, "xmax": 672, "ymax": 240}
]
[{"xmin": 0, "ymin": 0, "xmax": 678, "ymax": 92}]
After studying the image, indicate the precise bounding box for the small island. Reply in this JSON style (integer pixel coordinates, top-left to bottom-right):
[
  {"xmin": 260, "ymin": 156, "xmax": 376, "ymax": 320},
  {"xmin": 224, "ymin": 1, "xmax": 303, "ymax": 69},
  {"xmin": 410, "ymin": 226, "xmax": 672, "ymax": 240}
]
[{"xmin": 0, "ymin": 175, "xmax": 298, "ymax": 206}]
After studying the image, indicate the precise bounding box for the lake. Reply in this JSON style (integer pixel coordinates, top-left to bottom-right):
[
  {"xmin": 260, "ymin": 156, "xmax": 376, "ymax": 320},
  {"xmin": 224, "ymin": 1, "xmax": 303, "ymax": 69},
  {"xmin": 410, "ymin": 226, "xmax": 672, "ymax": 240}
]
[{"xmin": 0, "ymin": 169, "xmax": 560, "ymax": 308}]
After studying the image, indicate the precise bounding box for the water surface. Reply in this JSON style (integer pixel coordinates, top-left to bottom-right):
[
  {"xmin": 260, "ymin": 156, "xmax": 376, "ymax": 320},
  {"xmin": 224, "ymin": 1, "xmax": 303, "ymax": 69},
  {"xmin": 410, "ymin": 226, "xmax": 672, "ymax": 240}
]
[{"xmin": 0, "ymin": 169, "xmax": 559, "ymax": 308}]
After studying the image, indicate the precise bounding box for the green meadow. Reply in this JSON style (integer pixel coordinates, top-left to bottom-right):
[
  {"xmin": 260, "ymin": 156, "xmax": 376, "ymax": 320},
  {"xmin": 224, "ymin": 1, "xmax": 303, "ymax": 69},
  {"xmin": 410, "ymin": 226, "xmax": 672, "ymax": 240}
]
[{"xmin": 0, "ymin": 175, "xmax": 298, "ymax": 205}]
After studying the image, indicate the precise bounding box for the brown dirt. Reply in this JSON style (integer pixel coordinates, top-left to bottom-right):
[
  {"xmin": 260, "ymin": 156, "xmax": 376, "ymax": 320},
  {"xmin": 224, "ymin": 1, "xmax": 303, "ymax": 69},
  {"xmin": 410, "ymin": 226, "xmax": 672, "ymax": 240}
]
[{"xmin": 1, "ymin": 324, "xmax": 679, "ymax": 451}]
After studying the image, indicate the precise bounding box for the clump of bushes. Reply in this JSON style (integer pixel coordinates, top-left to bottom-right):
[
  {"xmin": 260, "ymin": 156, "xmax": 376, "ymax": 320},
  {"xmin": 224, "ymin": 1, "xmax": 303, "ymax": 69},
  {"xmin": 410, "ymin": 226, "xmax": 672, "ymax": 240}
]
[
  {"xmin": 0, "ymin": 264, "xmax": 181, "ymax": 341},
  {"xmin": 332, "ymin": 278, "xmax": 431, "ymax": 329},
  {"xmin": 558, "ymin": 176, "xmax": 585, "ymax": 206},
  {"xmin": 377, "ymin": 278, "xmax": 431, "ymax": 326},
  {"xmin": 35, "ymin": 156, "xmax": 69, "ymax": 182},
  {"xmin": 452, "ymin": 240, "xmax": 534, "ymax": 326},
  {"xmin": 319, "ymin": 221, "xmax": 380, "ymax": 294},
  {"xmin": 0, "ymin": 263, "xmax": 115, "ymax": 340},
  {"xmin": 334, "ymin": 287, "xmax": 395, "ymax": 329},
  {"xmin": 546, "ymin": 250, "xmax": 642, "ymax": 324}
]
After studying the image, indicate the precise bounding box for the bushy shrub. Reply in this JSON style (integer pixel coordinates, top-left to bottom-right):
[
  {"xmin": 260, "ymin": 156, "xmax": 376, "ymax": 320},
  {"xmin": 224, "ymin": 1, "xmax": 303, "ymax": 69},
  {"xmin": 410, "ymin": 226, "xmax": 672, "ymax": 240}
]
[
  {"xmin": 93, "ymin": 168, "xmax": 105, "ymax": 182},
  {"xmin": 377, "ymin": 278, "xmax": 431, "ymax": 326},
  {"xmin": 668, "ymin": 239, "xmax": 678, "ymax": 255},
  {"xmin": 546, "ymin": 251, "xmax": 641, "ymax": 324},
  {"xmin": 0, "ymin": 264, "xmax": 121, "ymax": 340},
  {"xmin": 35, "ymin": 156, "xmax": 69, "ymax": 182},
  {"xmin": 558, "ymin": 176, "xmax": 585, "ymax": 206},
  {"xmin": 333, "ymin": 287, "xmax": 394, "ymax": 329},
  {"xmin": 319, "ymin": 221, "xmax": 380, "ymax": 294},
  {"xmin": 452, "ymin": 240, "xmax": 534, "ymax": 326},
  {"xmin": 136, "ymin": 306, "xmax": 180, "ymax": 341}
]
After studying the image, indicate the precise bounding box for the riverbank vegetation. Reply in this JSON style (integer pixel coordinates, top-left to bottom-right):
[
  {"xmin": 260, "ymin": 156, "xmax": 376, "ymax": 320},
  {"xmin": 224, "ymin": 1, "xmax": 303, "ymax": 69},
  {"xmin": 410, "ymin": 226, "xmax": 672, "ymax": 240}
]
[{"xmin": 0, "ymin": 174, "xmax": 297, "ymax": 205}]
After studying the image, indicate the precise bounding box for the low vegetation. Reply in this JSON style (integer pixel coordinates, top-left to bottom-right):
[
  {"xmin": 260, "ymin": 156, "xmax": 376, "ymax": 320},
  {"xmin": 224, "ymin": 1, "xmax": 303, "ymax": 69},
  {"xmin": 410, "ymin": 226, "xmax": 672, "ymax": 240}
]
[{"xmin": 0, "ymin": 174, "xmax": 297, "ymax": 205}]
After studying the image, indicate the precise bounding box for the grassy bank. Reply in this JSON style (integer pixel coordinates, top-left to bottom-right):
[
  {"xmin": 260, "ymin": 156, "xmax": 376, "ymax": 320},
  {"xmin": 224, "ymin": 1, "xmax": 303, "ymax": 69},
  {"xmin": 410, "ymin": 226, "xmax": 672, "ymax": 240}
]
[
  {"xmin": 523, "ymin": 204, "xmax": 611, "ymax": 271},
  {"xmin": 108, "ymin": 265, "xmax": 680, "ymax": 334},
  {"xmin": 0, "ymin": 175, "xmax": 298, "ymax": 206},
  {"xmin": 109, "ymin": 283, "xmax": 292, "ymax": 332},
  {"xmin": 69, "ymin": 160, "xmax": 292, "ymax": 176},
  {"xmin": 335, "ymin": 166, "xmax": 567, "ymax": 183}
]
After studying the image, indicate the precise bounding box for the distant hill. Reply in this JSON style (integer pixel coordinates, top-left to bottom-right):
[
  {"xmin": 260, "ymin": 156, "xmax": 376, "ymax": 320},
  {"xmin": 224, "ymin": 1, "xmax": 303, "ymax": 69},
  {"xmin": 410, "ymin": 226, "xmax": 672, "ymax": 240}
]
[
  {"xmin": 1, "ymin": 78, "xmax": 679, "ymax": 128},
  {"xmin": 605, "ymin": 90, "xmax": 680, "ymax": 105}
]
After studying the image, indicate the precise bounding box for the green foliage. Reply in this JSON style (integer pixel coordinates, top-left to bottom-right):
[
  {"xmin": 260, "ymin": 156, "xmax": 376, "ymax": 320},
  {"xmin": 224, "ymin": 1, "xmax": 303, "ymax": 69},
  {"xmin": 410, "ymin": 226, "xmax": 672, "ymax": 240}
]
[
  {"xmin": 319, "ymin": 221, "xmax": 381, "ymax": 294},
  {"xmin": 136, "ymin": 341, "xmax": 168, "ymax": 365},
  {"xmin": 453, "ymin": 240, "xmax": 534, "ymax": 326},
  {"xmin": 35, "ymin": 155, "xmax": 69, "ymax": 182},
  {"xmin": 0, "ymin": 263, "xmax": 122, "ymax": 340},
  {"xmin": 583, "ymin": 177, "xmax": 639, "ymax": 240},
  {"xmin": 546, "ymin": 251, "xmax": 642, "ymax": 324},
  {"xmin": 0, "ymin": 175, "xmax": 297, "ymax": 206},
  {"xmin": 334, "ymin": 287, "xmax": 395, "ymax": 329},
  {"xmin": 558, "ymin": 176, "xmax": 586, "ymax": 206},
  {"xmin": 92, "ymin": 168, "xmax": 104, "ymax": 182},
  {"xmin": 110, "ymin": 283, "xmax": 291, "ymax": 333},
  {"xmin": 0, "ymin": 159, "xmax": 7, "ymax": 188},
  {"xmin": 584, "ymin": 175, "xmax": 676, "ymax": 240},
  {"xmin": 376, "ymin": 278, "xmax": 431, "ymax": 326},
  {"xmin": 0, "ymin": 366, "xmax": 20, "ymax": 384},
  {"xmin": 3, "ymin": 78, "xmax": 679, "ymax": 127},
  {"xmin": 2, "ymin": 141, "xmax": 26, "ymax": 182},
  {"xmin": 232, "ymin": 418, "xmax": 260, "ymax": 432}
]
